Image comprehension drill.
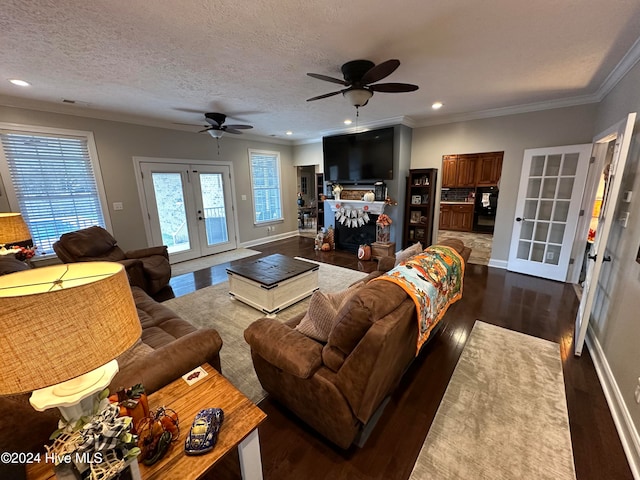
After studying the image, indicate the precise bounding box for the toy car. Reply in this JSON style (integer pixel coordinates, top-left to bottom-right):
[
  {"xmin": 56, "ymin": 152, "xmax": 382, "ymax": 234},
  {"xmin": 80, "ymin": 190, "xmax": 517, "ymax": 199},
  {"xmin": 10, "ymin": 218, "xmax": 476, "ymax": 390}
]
[{"xmin": 184, "ymin": 408, "xmax": 224, "ymax": 455}]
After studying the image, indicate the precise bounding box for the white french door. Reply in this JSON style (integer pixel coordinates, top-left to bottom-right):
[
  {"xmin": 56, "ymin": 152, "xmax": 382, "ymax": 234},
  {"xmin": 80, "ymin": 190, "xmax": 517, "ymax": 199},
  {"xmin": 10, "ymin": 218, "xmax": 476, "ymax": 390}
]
[
  {"xmin": 139, "ymin": 161, "xmax": 237, "ymax": 264},
  {"xmin": 507, "ymin": 144, "xmax": 592, "ymax": 281},
  {"xmin": 574, "ymin": 113, "xmax": 636, "ymax": 356}
]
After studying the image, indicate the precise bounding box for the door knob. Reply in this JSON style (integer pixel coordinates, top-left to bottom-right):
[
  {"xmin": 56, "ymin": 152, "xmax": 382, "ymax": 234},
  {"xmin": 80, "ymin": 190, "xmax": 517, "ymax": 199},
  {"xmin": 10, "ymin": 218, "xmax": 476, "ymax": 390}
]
[{"xmin": 516, "ymin": 217, "xmax": 526, "ymax": 222}]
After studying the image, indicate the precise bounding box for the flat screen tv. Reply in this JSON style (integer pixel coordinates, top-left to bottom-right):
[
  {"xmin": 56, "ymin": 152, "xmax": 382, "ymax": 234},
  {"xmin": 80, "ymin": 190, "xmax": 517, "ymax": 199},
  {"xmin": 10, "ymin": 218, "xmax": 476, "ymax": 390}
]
[{"xmin": 323, "ymin": 127, "xmax": 394, "ymax": 183}]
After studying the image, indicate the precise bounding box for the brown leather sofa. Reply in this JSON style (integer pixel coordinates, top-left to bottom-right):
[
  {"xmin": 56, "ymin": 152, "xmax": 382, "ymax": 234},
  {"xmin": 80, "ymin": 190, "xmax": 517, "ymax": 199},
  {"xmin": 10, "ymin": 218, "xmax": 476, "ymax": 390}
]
[
  {"xmin": 0, "ymin": 285, "xmax": 223, "ymax": 455},
  {"xmin": 53, "ymin": 226, "xmax": 171, "ymax": 295},
  {"xmin": 244, "ymin": 239, "xmax": 470, "ymax": 449}
]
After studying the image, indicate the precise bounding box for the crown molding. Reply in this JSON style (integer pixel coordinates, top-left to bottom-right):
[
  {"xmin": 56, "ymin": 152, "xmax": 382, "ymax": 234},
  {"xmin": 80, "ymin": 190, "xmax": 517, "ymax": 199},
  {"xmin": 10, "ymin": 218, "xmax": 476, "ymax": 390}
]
[
  {"xmin": 597, "ymin": 35, "xmax": 640, "ymax": 101},
  {"xmin": 292, "ymin": 116, "xmax": 417, "ymax": 145}
]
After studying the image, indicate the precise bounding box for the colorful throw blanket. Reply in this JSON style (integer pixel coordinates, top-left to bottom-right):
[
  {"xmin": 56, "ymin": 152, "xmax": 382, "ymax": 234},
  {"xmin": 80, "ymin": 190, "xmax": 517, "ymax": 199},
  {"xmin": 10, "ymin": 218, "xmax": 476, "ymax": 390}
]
[{"xmin": 372, "ymin": 245, "xmax": 465, "ymax": 354}]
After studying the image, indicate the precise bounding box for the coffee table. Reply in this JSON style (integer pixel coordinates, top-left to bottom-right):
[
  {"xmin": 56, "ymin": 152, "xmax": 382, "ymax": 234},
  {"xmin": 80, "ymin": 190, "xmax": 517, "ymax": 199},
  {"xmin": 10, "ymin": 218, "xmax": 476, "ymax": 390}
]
[
  {"xmin": 226, "ymin": 254, "xmax": 319, "ymax": 315},
  {"xmin": 26, "ymin": 363, "xmax": 266, "ymax": 480}
]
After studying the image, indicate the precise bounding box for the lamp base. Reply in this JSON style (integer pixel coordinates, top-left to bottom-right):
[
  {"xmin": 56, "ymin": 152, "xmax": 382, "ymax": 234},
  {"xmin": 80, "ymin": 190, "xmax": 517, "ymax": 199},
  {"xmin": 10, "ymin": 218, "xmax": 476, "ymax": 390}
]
[{"xmin": 29, "ymin": 360, "xmax": 119, "ymax": 422}]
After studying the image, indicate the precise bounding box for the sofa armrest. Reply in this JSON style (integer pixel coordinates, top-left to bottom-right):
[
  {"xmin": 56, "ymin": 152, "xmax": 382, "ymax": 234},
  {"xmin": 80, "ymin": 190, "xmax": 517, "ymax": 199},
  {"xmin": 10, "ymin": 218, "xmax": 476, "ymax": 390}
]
[
  {"xmin": 110, "ymin": 328, "xmax": 222, "ymax": 394},
  {"xmin": 126, "ymin": 245, "xmax": 169, "ymax": 260},
  {"xmin": 244, "ymin": 318, "xmax": 323, "ymax": 378}
]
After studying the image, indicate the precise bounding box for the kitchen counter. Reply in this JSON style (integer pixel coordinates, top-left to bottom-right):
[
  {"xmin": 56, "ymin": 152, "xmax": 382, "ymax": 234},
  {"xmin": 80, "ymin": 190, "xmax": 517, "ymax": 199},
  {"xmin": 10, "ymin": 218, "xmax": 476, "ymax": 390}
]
[{"xmin": 440, "ymin": 201, "xmax": 474, "ymax": 205}]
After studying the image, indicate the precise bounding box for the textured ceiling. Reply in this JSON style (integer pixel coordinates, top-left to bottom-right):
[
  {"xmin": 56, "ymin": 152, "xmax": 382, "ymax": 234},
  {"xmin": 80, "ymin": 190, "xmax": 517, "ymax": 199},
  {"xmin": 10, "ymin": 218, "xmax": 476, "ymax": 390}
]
[{"xmin": 2, "ymin": 0, "xmax": 640, "ymax": 142}]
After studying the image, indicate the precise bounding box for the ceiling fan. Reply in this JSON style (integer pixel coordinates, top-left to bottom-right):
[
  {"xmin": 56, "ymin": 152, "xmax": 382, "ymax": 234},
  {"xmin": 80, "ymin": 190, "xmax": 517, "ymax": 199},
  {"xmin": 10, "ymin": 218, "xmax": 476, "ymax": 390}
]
[
  {"xmin": 198, "ymin": 112, "xmax": 253, "ymax": 138},
  {"xmin": 306, "ymin": 59, "xmax": 419, "ymax": 107}
]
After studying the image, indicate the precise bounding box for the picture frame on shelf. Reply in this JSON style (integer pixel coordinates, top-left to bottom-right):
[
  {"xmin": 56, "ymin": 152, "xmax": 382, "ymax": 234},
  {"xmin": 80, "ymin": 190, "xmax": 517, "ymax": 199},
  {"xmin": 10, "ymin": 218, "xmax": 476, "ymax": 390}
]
[
  {"xmin": 410, "ymin": 210, "xmax": 421, "ymax": 224},
  {"xmin": 409, "ymin": 228, "xmax": 415, "ymax": 240},
  {"xmin": 422, "ymin": 194, "xmax": 430, "ymax": 204},
  {"xmin": 414, "ymin": 177, "xmax": 422, "ymax": 186},
  {"xmin": 414, "ymin": 228, "xmax": 425, "ymax": 240},
  {"xmin": 411, "ymin": 195, "xmax": 422, "ymax": 205}
]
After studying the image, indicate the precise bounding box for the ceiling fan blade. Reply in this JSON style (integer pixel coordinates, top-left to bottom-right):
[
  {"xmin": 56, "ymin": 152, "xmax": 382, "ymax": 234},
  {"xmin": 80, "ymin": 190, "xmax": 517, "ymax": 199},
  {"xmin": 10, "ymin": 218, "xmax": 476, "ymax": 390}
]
[
  {"xmin": 174, "ymin": 122, "xmax": 206, "ymax": 127},
  {"xmin": 198, "ymin": 127, "xmax": 214, "ymax": 133},
  {"xmin": 360, "ymin": 59, "xmax": 400, "ymax": 85},
  {"xmin": 307, "ymin": 73, "xmax": 348, "ymax": 86},
  {"xmin": 224, "ymin": 124, "xmax": 253, "ymax": 130},
  {"xmin": 369, "ymin": 82, "xmax": 419, "ymax": 93},
  {"xmin": 224, "ymin": 128, "xmax": 244, "ymax": 135},
  {"xmin": 306, "ymin": 90, "xmax": 344, "ymax": 102}
]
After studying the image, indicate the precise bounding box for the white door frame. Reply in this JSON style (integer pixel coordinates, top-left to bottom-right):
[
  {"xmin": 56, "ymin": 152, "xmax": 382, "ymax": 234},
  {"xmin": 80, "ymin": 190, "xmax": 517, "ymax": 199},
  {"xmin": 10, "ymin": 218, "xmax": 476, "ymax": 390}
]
[
  {"xmin": 132, "ymin": 156, "xmax": 239, "ymax": 262},
  {"xmin": 574, "ymin": 112, "xmax": 636, "ymax": 356}
]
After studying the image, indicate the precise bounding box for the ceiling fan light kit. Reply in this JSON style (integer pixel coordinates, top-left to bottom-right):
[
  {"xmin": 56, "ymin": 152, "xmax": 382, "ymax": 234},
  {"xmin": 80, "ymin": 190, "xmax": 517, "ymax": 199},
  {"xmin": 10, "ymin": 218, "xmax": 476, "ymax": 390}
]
[
  {"xmin": 343, "ymin": 89, "xmax": 373, "ymax": 107},
  {"xmin": 307, "ymin": 58, "xmax": 419, "ymax": 108},
  {"xmin": 196, "ymin": 112, "xmax": 253, "ymax": 138}
]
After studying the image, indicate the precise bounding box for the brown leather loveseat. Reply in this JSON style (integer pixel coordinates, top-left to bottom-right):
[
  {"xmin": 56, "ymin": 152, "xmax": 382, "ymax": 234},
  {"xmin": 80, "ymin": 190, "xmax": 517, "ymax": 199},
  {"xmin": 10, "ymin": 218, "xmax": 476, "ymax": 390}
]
[
  {"xmin": 244, "ymin": 239, "xmax": 470, "ymax": 449},
  {"xmin": 53, "ymin": 225, "xmax": 171, "ymax": 295}
]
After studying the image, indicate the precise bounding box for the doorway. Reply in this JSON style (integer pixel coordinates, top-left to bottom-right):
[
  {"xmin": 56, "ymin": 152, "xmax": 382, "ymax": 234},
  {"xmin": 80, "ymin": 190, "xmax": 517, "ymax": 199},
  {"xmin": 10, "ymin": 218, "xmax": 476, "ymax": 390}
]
[{"xmin": 136, "ymin": 160, "xmax": 237, "ymax": 264}]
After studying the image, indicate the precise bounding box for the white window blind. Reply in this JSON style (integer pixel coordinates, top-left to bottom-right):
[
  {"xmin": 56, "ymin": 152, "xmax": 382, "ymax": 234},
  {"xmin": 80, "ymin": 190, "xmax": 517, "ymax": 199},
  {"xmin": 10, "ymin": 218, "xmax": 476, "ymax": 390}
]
[
  {"xmin": 0, "ymin": 132, "xmax": 106, "ymax": 255},
  {"xmin": 249, "ymin": 150, "xmax": 283, "ymax": 224}
]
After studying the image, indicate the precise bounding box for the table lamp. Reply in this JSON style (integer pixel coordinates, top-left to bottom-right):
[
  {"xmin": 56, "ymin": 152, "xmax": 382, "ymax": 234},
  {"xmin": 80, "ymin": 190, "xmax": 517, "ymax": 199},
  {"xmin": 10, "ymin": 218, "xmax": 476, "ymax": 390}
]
[
  {"xmin": 0, "ymin": 212, "xmax": 31, "ymax": 255},
  {"xmin": 0, "ymin": 262, "xmax": 142, "ymax": 423}
]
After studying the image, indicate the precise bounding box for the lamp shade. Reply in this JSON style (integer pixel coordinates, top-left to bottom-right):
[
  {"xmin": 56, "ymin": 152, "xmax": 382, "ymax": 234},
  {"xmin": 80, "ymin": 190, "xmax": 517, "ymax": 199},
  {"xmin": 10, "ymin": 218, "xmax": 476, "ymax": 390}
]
[
  {"xmin": 0, "ymin": 212, "xmax": 31, "ymax": 245},
  {"xmin": 343, "ymin": 88, "xmax": 373, "ymax": 107},
  {"xmin": 0, "ymin": 262, "xmax": 141, "ymax": 395}
]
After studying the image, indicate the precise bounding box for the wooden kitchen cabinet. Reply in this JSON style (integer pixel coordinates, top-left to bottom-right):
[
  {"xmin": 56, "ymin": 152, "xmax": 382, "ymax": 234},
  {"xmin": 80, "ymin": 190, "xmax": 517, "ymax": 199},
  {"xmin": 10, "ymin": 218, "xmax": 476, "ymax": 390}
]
[
  {"xmin": 456, "ymin": 155, "xmax": 477, "ymax": 187},
  {"xmin": 442, "ymin": 155, "xmax": 458, "ymax": 187},
  {"xmin": 439, "ymin": 203, "xmax": 473, "ymax": 232},
  {"xmin": 475, "ymin": 152, "xmax": 503, "ymax": 186}
]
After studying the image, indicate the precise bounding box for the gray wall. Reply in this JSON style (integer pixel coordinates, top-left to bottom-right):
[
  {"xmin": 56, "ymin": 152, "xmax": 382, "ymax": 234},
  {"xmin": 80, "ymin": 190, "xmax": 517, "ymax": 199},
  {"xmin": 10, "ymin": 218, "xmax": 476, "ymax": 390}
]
[
  {"xmin": 410, "ymin": 104, "xmax": 598, "ymax": 263},
  {"xmin": 0, "ymin": 107, "xmax": 296, "ymax": 251}
]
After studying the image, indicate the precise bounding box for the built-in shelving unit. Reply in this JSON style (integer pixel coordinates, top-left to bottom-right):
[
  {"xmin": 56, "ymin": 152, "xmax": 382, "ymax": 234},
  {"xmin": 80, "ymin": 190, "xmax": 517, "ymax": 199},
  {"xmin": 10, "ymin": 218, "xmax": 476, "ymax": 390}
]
[{"xmin": 403, "ymin": 168, "xmax": 437, "ymax": 249}]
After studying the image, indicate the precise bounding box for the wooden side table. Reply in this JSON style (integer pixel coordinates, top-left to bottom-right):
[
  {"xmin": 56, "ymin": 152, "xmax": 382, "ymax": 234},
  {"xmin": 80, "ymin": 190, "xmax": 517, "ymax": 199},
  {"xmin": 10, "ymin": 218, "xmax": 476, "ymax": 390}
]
[
  {"xmin": 27, "ymin": 364, "xmax": 266, "ymax": 480},
  {"xmin": 371, "ymin": 242, "xmax": 396, "ymax": 261}
]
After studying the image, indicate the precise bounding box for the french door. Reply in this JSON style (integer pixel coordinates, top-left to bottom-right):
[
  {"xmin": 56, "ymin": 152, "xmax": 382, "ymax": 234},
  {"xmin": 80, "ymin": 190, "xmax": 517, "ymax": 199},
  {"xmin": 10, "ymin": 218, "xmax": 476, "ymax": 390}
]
[
  {"xmin": 507, "ymin": 144, "xmax": 592, "ymax": 281},
  {"xmin": 574, "ymin": 113, "xmax": 636, "ymax": 356},
  {"xmin": 139, "ymin": 161, "xmax": 237, "ymax": 264}
]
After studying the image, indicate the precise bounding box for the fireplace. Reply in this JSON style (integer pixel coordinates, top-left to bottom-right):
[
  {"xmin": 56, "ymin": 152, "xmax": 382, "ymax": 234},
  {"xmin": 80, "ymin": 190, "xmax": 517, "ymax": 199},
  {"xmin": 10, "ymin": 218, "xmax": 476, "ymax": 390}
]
[{"xmin": 335, "ymin": 215, "xmax": 377, "ymax": 253}]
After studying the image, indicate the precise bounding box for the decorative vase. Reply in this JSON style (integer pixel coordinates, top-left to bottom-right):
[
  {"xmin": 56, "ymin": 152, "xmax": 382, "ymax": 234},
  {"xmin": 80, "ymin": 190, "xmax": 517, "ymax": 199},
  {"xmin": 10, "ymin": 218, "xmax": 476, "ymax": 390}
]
[{"xmin": 376, "ymin": 224, "xmax": 391, "ymax": 244}]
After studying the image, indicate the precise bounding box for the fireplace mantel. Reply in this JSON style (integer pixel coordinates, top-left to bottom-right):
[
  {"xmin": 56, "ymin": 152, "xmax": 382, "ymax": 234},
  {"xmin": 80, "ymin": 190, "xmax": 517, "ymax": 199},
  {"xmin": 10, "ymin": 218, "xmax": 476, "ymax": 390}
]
[{"xmin": 325, "ymin": 200, "xmax": 386, "ymax": 215}]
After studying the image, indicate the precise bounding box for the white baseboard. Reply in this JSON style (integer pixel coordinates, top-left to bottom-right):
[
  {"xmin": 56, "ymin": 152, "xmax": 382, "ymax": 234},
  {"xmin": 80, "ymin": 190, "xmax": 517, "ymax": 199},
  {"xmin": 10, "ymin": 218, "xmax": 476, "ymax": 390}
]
[
  {"xmin": 239, "ymin": 230, "xmax": 299, "ymax": 249},
  {"xmin": 586, "ymin": 327, "xmax": 640, "ymax": 479},
  {"xmin": 488, "ymin": 258, "xmax": 507, "ymax": 269}
]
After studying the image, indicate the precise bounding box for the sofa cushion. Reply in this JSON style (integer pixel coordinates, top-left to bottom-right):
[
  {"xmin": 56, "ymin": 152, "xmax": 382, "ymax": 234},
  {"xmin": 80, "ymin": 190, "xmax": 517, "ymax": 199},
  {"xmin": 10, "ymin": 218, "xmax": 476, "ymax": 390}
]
[
  {"xmin": 295, "ymin": 282, "xmax": 364, "ymax": 342},
  {"xmin": 323, "ymin": 281, "xmax": 409, "ymax": 371},
  {"xmin": 0, "ymin": 257, "xmax": 29, "ymax": 275},
  {"xmin": 395, "ymin": 242, "xmax": 423, "ymax": 266}
]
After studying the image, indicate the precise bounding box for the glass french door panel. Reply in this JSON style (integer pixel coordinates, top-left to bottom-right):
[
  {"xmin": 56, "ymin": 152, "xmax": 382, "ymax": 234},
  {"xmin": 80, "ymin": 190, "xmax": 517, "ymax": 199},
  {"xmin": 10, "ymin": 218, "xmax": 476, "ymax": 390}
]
[
  {"xmin": 530, "ymin": 156, "xmax": 546, "ymax": 176},
  {"xmin": 553, "ymin": 201, "xmax": 570, "ymax": 221},
  {"xmin": 534, "ymin": 222, "xmax": 549, "ymax": 242},
  {"xmin": 545, "ymin": 155, "xmax": 562, "ymax": 176},
  {"xmin": 527, "ymin": 178, "xmax": 541, "ymax": 198},
  {"xmin": 549, "ymin": 223, "xmax": 566, "ymax": 244},
  {"xmin": 538, "ymin": 201, "xmax": 553, "ymax": 220},
  {"xmin": 558, "ymin": 178, "xmax": 575, "ymax": 199},
  {"xmin": 520, "ymin": 221, "xmax": 534, "ymax": 240},
  {"xmin": 541, "ymin": 178, "xmax": 558, "ymax": 198},
  {"xmin": 151, "ymin": 172, "xmax": 190, "ymax": 253},
  {"xmin": 531, "ymin": 243, "xmax": 545, "ymax": 262},
  {"xmin": 523, "ymin": 200, "xmax": 538, "ymax": 219},
  {"xmin": 517, "ymin": 240, "xmax": 531, "ymax": 260},
  {"xmin": 199, "ymin": 173, "xmax": 229, "ymax": 246},
  {"xmin": 545, "ymin": 244, "xmax": 561, "ymax": 265},
  {"xmin": 562, "ymin": 153, "xmax": 579, "ymax": 175}
]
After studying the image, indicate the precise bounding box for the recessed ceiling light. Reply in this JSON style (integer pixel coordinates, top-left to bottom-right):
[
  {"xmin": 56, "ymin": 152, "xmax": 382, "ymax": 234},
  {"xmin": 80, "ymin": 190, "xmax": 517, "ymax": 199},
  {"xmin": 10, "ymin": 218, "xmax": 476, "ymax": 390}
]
[
  {"xmin": 432, "ymin": 102, "xmax": 443, "ymax": 110},
  {"xmin": 344, "ymin": 119, "xmax": 353, "ymax": 125},
  {"xmin": 9, "ymin": 79, "xmax": 30, "ymax": 87},
  {"xmin": 286, "ymin": 131, "xmax": 293, "ymax": 136}
]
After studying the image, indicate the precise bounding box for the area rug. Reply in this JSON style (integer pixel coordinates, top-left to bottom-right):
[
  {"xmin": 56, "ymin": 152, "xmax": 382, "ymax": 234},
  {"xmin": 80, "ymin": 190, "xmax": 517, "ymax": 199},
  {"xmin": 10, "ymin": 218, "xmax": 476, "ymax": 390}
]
[
  {"xmin": 170, "ymin": 248, "xmax": 260, "ymax": 276},
  {"xmin": 409, "ymin": 321, "xmax": 576, "ymax": 480},
  {"xmin": 162, "ymin": 260, "xmax": 369, "ymax": 403}
]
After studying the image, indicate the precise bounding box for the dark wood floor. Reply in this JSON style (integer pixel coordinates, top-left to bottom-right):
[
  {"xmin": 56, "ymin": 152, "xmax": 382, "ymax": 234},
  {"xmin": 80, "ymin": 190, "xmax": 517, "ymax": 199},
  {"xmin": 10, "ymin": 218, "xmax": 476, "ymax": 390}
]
[{"xmin": 169, "ymin": 236, "xmax": 632, "ymax": 480}]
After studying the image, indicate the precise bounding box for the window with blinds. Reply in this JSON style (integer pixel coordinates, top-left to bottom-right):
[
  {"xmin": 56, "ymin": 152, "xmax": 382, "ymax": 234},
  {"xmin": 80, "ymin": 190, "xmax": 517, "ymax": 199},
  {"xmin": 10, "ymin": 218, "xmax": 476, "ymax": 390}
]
[
  {"xmin": 248, "ymin": 149, "xmax": 283, "ymax": 224},
  {"xmin": 0, "ymin": 130, "xmax": 108, "ymax": 255}
]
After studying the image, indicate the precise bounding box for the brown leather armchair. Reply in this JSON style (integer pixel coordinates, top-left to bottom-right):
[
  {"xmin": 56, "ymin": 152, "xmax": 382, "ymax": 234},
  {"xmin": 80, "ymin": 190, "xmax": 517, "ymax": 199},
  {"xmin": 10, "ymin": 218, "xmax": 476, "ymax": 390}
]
[{"xmin": 53, "ymin": 226, "xmax": 171, "ymax": 295}]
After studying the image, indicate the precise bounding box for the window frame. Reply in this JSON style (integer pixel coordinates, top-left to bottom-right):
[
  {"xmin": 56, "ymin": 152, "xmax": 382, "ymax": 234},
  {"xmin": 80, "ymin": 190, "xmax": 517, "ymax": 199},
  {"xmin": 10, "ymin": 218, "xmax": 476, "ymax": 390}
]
[
  {"xmin": 248, "ymin": 149, "xmax": 284, "ymax": 225},
  {"xmin": 0, "ymin": 123, "xmax": 112, "ymax": 258}
]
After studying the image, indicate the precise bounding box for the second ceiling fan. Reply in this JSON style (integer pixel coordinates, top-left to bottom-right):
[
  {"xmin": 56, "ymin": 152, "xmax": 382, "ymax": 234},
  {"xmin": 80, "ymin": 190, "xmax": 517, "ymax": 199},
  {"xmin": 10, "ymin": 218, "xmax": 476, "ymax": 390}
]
[
  {"xmin": 306, "ymin": 59, "xmax": 419, "ymax": 107},
  {"xmin": 199, "ymin": 112, "xmax": 253, "ymax": 138}
]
